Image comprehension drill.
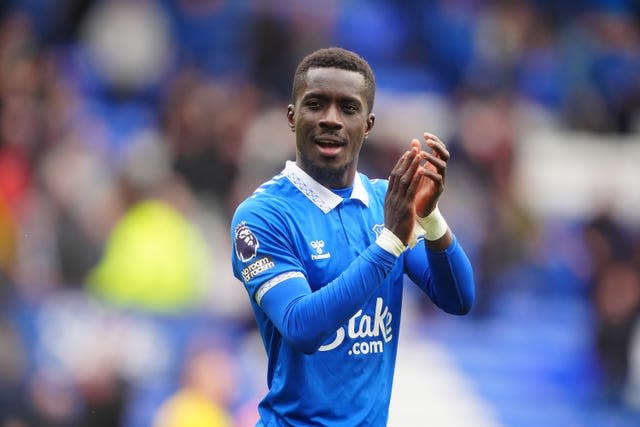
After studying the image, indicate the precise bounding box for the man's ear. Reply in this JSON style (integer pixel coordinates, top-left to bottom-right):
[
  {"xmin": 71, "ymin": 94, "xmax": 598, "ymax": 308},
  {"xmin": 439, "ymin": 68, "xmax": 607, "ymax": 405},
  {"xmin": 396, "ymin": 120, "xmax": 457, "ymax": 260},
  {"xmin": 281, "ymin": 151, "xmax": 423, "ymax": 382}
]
[
  {"xmin": 364, "ymin": 113, "xmax": 375, "ymax": 138},
  {"xmin": 287, "ymin": 105, "xmax": 295, "ymax": 131}
]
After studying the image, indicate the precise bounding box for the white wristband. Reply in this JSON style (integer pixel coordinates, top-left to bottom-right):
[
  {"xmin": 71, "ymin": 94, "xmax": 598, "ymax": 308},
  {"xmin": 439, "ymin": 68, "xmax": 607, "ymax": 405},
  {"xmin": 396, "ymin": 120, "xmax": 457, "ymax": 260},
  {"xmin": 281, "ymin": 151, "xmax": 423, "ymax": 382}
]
[
  {"xmin": 416, "ymin": 205, "xmax": 449, "ymax": 241},
  {"xmin": 376, "ymin": 227, "xmax": 406, "ymax": 257}
]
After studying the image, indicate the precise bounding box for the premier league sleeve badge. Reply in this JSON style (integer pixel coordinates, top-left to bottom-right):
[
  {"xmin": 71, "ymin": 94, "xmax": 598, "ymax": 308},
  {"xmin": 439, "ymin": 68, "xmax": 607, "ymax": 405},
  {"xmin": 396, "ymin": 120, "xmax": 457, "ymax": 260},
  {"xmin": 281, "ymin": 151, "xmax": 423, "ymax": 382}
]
[{"xmin": 234, "ymin": 221, "xmax": 260, "ymax": 263}]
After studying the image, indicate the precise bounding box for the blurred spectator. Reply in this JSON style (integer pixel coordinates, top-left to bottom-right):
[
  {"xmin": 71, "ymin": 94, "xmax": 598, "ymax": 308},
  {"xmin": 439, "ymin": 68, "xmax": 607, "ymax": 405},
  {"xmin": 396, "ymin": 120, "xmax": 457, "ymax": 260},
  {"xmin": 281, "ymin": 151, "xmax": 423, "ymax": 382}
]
[
  {"xmin": 583, "ymin": 209, "xmax": 640, "ymax": 403},
  {"xmin": 582, "ymin": 210, "xmax": 631, "ymax": 277},
  {"xmin": 229, "ymin": 103, "xmax": 296, "ymax": 211},
  {"xmin": 2, "ymin": 0, "xmax": 92, "ymax": 45},
  {"xmin": 152, "ymin": 336, "xmax": 238, "ymax": 427},
  {"xmin": 0, "ymin": 11, "xmax": 40, "ymax": 215},
  {"xmin": 470, "ymin": 0, "xmax": 536, "ymax": 95},
  {"xmin": 20, "ymin": 368, "xmax": 82, "ymax": 427},
  {"xmin": 593, "ymin": 261, "xmax": 640, "ymax": 403},
  {"xmin": 161, "ymin": 70, "xmax": 258, "ymax": 215},
  {"xmin": 34, "ymin": 137, "xmax": 116, "ymax": 288},
  {"xmin": 20, "ymin": 363, "xmax": 126, "ymax": 427},
  {"xmin": 559, "ymin": 4, "xmax": 640, "ymax": 133},
  {"xmin": 0, "ymin": 199, "xmax": 17, "ymax": 287},
  {"xmin": 587, "ymin": 5, "xmax": 640, "ymax": 133},
  {"xmin": 514, "ymin": 5, "xmax": 565, "ymax": 114},
  {"xmin": 0, "ymin": 303, "xmax": 26, "ymax": 426},
  {"xmin": 444, "ymin": 91, "xmax": 539, "ymax": 315},
  {"xmin": 157, "ymin": 0, "xmax": 253, "ymax": 79},
  {"xmin": 80, "ymin": 0, "xmax": 174, "ymax": 96},
  {"xmin": 416, "ymin": 0, "xmax": 482, "ymax": 94},
  {"xmin": 248, "ymin": 0, "xmax": 337, "ymax": 98}
]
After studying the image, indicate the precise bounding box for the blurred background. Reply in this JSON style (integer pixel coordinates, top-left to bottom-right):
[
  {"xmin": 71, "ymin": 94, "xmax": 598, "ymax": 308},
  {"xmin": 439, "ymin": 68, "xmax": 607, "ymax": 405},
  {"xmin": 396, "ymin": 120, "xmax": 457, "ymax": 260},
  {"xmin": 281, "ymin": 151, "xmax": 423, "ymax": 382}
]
[{"xmin": 0, "ymin": 0, "xmax": 639, "ymax": 426}]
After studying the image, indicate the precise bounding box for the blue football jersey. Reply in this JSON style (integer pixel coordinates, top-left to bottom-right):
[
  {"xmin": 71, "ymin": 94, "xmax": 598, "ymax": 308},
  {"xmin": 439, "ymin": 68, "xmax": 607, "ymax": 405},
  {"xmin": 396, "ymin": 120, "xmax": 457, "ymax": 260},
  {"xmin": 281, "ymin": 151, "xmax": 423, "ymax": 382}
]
[{"xmin": 231, "ymin": 161, "xmax": 406, "ymax": 426}]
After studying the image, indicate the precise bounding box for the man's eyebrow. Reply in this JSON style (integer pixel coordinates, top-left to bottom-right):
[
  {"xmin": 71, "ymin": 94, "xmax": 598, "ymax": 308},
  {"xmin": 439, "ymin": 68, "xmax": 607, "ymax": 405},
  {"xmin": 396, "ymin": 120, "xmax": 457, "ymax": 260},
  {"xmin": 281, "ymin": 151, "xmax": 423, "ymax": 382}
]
[
  {"xmin": 302, "ymin": 92, "xmax": 362, "ymax": 105},
  {"xmin": 339, "ymin": 96, "xmax": 362, "ymax": 106},
  {"xmin": 301, "ymin": 91, "xmax": 328, "ymax": 100}
]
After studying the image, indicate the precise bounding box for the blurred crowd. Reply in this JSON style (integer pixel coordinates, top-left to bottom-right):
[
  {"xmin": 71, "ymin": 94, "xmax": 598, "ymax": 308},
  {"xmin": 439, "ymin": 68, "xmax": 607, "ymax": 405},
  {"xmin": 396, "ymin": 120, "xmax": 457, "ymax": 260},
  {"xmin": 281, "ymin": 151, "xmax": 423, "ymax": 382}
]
[{"xmin": 0, "ymin": 0, "xmax": 639, "ymax": 426}]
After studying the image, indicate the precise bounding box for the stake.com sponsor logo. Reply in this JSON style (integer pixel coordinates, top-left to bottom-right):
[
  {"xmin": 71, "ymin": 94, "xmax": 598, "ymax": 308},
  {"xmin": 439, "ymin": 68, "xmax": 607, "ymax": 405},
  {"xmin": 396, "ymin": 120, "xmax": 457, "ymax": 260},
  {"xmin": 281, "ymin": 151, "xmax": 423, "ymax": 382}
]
[{"xmin": 319, "ymin": 297, "xmax": 393, "ymax": 355}]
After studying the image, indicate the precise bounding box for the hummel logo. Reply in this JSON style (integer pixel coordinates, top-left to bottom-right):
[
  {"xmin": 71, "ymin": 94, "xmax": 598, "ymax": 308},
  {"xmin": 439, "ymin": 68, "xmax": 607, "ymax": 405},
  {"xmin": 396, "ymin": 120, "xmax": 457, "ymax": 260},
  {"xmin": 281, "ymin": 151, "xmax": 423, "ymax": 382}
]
[
  {"xmin": 310, "ymin": 240, "xmax": 325, "ymax": 254},
  {"xmin": 310, "ymin": 240, "xmax": 331, "ymax": 260}
]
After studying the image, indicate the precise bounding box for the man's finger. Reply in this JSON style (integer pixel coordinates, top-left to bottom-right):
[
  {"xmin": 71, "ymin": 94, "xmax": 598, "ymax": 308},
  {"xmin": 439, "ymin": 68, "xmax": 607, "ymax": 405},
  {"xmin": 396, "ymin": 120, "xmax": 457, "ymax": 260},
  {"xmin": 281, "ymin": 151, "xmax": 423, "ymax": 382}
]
[
  {"xmin": 389, "ymin": 149, "xmax": 418, "ymax": 190},
  {"xmin": 420, "ymin": 151, "xmax": 447, "ymax": 177},
  {"xmin": 423, "ymin": 132, "xmax": 450, "ymax": 161},
  {"xmin": 405, "ymin": 164, "xmax": 425, "ymax": 199},
  {"xmin": 397, "ymin": 150, "xmax": 422, "ymax": 196}
]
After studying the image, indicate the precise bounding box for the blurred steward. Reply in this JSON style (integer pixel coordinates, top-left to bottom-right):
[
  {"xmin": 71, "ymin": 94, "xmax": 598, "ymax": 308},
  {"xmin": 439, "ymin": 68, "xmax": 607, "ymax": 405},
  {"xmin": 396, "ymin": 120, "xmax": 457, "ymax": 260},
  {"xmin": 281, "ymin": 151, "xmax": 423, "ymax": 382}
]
[{"xmin": 85, "ymin": 129, "xmax": 211, "ymax": 313}]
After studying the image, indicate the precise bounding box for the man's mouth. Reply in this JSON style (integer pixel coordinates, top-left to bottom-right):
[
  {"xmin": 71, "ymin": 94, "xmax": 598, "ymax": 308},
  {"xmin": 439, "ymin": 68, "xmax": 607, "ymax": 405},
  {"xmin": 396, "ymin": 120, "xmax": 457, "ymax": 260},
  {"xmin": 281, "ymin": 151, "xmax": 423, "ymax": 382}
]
[{"xmin": 315, "ymin": 137, "xmax": 345, "ymax": 157}]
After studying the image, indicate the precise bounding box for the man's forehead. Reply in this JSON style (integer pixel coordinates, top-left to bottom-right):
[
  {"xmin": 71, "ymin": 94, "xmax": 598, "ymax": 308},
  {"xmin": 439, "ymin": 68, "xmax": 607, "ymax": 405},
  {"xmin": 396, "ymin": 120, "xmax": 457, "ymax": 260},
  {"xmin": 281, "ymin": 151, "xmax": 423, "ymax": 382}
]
[{"xmin": 302, "ymin": 67, "xmax": 366, "ymax": 94}]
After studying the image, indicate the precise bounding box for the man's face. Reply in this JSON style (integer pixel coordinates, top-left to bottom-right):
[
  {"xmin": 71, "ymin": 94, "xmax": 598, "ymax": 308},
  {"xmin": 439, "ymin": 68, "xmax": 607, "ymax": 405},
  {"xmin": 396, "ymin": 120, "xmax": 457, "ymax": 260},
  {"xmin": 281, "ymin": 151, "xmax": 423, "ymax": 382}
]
[{"xmin": 288, "ymin": 67, "xmax": 375, "ymax": 188}]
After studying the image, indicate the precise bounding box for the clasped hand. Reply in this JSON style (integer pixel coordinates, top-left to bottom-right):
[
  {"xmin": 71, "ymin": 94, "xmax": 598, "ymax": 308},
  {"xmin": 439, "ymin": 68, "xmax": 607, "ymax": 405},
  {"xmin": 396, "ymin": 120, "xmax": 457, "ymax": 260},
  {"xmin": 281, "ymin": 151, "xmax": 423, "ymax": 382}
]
[{"xmin": 383, "ymin": 132, "xmax": 449, "ymax": 245}]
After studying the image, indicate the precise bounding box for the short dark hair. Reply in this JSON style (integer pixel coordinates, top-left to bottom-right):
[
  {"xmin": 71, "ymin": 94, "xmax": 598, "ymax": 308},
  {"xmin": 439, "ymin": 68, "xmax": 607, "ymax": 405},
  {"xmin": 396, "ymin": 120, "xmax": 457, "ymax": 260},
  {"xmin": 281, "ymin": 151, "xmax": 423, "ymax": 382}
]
[{"xmin": 291, "ymin": 47, "xmax": 376, "ymax": 113}]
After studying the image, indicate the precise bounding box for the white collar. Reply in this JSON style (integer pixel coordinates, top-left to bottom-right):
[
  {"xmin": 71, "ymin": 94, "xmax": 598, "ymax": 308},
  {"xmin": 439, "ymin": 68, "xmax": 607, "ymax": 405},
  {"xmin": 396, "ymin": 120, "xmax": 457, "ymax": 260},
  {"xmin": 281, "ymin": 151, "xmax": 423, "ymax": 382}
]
[{"xmin": 283, "ymin": 161, "xmax": 370, "ymax": 213}]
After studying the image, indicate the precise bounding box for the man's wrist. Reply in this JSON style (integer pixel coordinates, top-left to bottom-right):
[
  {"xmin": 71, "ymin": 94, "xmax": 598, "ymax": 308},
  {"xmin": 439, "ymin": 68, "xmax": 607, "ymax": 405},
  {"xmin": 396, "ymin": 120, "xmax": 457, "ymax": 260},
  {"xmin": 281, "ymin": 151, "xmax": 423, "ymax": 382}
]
[
  {"xmin": 416, "ymin": 205, "xmax": 449, "ymax": 241},
  {"xmin": 375, "ymin": 227, "xmax": 406, "ymax": 257}
]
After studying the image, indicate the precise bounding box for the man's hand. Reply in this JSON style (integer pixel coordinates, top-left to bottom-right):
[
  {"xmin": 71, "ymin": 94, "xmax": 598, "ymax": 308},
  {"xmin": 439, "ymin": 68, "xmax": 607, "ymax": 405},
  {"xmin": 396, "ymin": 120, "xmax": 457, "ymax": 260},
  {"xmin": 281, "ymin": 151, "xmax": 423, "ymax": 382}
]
[
  {"xmin": 384, "ymin": 132, "xmax": 450, "ymax": 246},
  {"xmin": 384, "ymin": 146, "xmax": 423, "ymax": 245},
  {"xmin": 412, "ymin": 132, "xmax": 449, "ymax": 217}
]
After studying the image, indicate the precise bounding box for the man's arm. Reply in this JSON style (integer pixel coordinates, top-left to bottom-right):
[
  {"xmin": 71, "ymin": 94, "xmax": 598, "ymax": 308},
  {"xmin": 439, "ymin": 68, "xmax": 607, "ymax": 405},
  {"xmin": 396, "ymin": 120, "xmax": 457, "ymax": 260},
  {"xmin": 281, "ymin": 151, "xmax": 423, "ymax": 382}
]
[
  {"xmin": 405, "ymin": 234, "xmax": 475, "ymax": 315},
  {"xmin": 259, "ymin": 241, "xmax": 399, "ymax": 354},
  {"xmin": 404, "ymin": 132, "xmax": 475, "ymax": 314}
]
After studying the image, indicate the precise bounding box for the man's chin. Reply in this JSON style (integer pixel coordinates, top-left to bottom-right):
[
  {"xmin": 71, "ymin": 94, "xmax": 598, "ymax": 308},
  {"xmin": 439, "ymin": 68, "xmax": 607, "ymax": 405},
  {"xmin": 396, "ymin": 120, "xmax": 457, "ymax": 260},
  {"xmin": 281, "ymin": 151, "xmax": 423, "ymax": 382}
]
[{"xmin": 301, "ymin": 158, "xmax": 352, "ymax": 187}]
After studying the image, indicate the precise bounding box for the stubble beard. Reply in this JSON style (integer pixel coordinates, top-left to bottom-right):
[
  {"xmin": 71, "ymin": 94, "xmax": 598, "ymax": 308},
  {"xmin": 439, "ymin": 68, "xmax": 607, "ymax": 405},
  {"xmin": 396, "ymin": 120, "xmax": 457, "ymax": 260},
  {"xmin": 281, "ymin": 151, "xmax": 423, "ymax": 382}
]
[{"xmin": 299, "ymin": 155, "xmax": 358, "ymax": 189}]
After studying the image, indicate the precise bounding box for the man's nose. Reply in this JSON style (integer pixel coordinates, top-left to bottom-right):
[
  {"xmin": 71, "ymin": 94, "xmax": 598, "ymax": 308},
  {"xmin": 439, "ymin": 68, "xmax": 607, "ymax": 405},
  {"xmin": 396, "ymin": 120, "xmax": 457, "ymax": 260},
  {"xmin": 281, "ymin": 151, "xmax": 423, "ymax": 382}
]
[{"xmin": 319, "ymin": 105, "xmax": 343, "ymax": 129}]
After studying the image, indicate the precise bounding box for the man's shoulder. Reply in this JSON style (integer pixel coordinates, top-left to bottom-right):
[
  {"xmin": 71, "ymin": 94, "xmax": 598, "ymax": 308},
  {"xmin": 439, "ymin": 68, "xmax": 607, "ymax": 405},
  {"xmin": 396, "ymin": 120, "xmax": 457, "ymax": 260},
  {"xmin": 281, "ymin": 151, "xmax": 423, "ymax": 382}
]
[
  {"xmin": 239, "ymin": 173, "xmax": 291, "ymax": 203},
  {"xmin": 233, "ymin": 173, "xmax": 296, "ymax": 221},
  {"xmin": 358, "ymin": 172, "xmax": 388, "ymax": 197},
  {"xmin": 359, "ymin": 173, "xmax": 388, "ymax": 186}
]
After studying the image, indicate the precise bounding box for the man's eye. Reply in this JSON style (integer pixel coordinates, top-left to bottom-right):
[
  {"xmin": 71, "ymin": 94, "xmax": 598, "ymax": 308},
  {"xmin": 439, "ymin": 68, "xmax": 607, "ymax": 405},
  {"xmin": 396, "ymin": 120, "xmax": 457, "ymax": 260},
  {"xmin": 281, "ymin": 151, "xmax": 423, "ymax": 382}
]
[
  {"xmin": 306, "ymin": 101, "xmax": 321, "ymax": 109},
  {"xmin": 343, "ymin": 104, "xmax": 358, "ymax": 113}
]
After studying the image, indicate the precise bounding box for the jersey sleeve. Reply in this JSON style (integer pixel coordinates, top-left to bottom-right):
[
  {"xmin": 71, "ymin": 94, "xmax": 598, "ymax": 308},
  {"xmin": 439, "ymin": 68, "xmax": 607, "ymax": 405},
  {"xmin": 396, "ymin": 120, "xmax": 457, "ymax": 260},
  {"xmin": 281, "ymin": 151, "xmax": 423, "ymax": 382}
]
[
  {"xmin": 231, "ymin": 198, "xmax": 304, "ymax": 304},
  {"xmin": 404, "ymin": 234, "xmax": 475, "ymax": 315}
]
